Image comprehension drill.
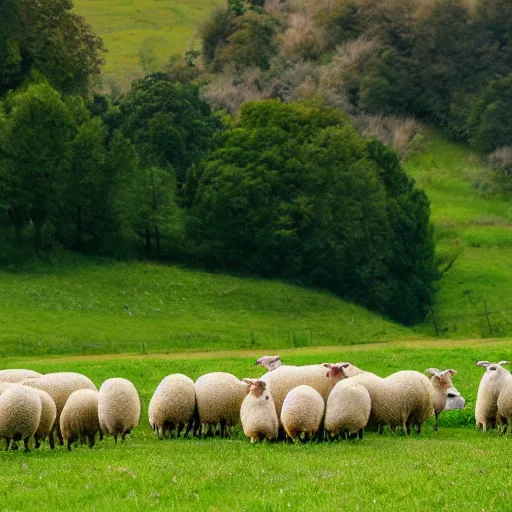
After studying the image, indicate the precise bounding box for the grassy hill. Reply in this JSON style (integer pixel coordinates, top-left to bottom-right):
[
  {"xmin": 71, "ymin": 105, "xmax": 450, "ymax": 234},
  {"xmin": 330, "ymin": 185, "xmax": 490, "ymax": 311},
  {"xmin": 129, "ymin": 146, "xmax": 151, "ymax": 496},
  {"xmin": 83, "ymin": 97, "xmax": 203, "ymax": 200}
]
[
  {"xmin": 0, "ymin": 256, "xmax": 412, "ymax": 357},
  {"xmin": 405, "ymin": 129, "xmax": 512, "ymax": 339},
  {"xmin": 73, "ymin": 0, "xmax": 221, "ymax": 89}
]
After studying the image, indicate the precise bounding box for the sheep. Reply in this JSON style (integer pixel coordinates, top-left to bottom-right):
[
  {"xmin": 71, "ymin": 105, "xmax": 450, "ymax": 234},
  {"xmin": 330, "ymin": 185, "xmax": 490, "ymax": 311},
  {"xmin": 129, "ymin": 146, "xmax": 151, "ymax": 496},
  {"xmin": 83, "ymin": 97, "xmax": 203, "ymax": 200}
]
[
  {"xmin": 475, "ymin": 361, "xmax": 511, "ymax": 431},
  {"xmin": 0, "ymin": 384, "xmax": 42, "ymax": 451},
  {"xmin": 336, "ymin": 367, "xmax": 433, "ymax": 434},
  {"xmin": 240, "ymin": 378, "xmax": 279, "ymax": 442},
  {"xmin": 34, "ymin": 389, "xmax": 57, "ymax": 449},
  {"xmin": 60, "ymin": 389, "xmax": 101, "ymax": 451},
  {"xmin": 255, "ymin": 355, "xmax": 285, "ymax": 371},
  {"xmin": 98, "ymin": 378, "xmax": 140, "ymax": 442},
  {"xmin": 259, "ymin": 364, "xmax": 337, "ymax": 419},
  {"xmin": 323, "ymin": 364, "xmax": 371, "ymax": 440},
  {"xmin": 280, "ymin": 385, "xmax": 325, "ymax": 441},
  {"xmin": 0, "ymin": 369, "xmax": 42, "ymax": 383},
  {"xmin": 0, "ymin": 382, "xmax": 15, "ymax": 395},
  {"xmin": 425, "ymin": 368, "xmax": 459, "ymax": 431},
  {"xmin": 22, "ymin": 372, "xmax": 97, "ymax": 445},
  {"xmin": 148, "ymin": 374, "xmax": 196, "ymax": 439},
  {"xmin": 194, "ymin": 372, "xmax": 247, "ymax": 437}
]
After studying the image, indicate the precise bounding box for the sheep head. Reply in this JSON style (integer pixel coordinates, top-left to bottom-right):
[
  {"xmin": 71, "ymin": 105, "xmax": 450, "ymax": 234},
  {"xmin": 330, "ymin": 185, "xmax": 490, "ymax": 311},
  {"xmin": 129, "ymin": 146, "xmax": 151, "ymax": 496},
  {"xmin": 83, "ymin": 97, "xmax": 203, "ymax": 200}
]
[
  {"xmin": 242, "ymin": 378, "xmax": 267, "ymax": 397},
  {"xmin": 254, "ymin": 355, "xmax": 282, "ymax": 371}
]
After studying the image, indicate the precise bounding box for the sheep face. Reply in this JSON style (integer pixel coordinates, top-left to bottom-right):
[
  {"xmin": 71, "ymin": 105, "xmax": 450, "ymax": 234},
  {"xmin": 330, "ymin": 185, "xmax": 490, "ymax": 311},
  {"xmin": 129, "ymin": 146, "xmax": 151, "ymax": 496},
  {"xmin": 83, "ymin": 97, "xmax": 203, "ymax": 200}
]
[
  {"xmin": 444, "ymin": 387, "xmax": 465, "ymax": 410},
  {"xmin": 255, "ymin": 356, "xmax": 282, "ymax": 371},
  {"xmin": 324, "ymin": 363, "xmax": 348, "ymax": 381},
  {"xmin": 243, "ymin": 379, "xmax": 267, "ymax": 398}
]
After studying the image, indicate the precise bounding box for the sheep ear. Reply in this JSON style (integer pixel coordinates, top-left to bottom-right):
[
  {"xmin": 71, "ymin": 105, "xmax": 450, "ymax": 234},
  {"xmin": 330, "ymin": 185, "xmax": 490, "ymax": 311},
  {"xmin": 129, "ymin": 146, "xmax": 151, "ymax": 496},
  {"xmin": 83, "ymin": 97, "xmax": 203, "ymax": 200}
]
[
  {"xmin": 425, "ymin": 368, "xmax": 440, "ymax": 376},
  {"xmin": 476, "ymin": 361, "xmax": 491, "ymax": 367},
  {"xmin": 498, "ymin": 361, "xmax": 510, "ymax": 366},
  {"xmin": 323, "ymin": 363, "xmax": 333, "ymax": 368},
  {"xmin": 243, "ymin": 378, "xmax": 256, "ymax": 386},
  {"xmin": 445, "ymin": 369, "xmax": 457, "ymax": 376},
  {"xmin": 259, "ymin": 381, "xmax": 266, "ymax": 390}
]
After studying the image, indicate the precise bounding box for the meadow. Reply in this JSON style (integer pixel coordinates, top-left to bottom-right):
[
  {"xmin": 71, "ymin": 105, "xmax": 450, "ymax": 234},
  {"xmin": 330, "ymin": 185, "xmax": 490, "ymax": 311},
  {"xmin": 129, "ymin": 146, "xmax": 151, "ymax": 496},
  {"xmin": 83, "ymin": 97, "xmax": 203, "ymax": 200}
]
[{"xmin": 1, "ymin": 342, "xmax": 512, "ymax": 511}]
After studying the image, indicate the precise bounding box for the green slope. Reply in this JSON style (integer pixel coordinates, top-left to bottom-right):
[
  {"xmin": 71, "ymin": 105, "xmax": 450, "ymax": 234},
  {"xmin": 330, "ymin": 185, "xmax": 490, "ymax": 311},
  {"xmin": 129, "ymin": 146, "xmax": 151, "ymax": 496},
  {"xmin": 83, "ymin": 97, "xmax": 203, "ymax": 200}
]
[
  {"xmin": 73, "ymin": 0, "xmax": 222, "ymax": 89},
  {"xmin": 0, "ymin": 259, "xmax": 412, "ymax": 357},
  {"xmin": 405, "ymin": 129, "xmax": 512, "ymax": 338}
]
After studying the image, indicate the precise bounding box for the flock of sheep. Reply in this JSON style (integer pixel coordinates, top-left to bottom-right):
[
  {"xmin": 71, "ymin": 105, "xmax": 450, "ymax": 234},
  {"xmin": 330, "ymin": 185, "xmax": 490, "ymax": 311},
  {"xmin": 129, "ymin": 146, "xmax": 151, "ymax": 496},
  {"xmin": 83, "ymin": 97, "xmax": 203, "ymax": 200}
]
[{"xmin": 0, "ymin": 357, "xmax": 509, "ymax": 451}]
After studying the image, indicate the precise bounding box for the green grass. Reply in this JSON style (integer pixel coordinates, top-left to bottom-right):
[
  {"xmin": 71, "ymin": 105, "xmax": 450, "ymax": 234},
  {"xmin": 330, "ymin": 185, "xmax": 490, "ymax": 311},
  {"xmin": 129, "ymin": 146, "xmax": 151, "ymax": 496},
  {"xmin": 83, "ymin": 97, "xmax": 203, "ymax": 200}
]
[
  {"xmin": 405, "ymin": 129, "xmax": 512, "ymax": 339},
  {"xmin": 0, "ymin": 257, "xmax": 413, "ymax": 357},
  {"xmin": 1, "ymin": 343, "xmax": 512, "ymax": 511},
  {"xmin": 73, "ymin": 0, "xmax": 222, "ymax": 89}
]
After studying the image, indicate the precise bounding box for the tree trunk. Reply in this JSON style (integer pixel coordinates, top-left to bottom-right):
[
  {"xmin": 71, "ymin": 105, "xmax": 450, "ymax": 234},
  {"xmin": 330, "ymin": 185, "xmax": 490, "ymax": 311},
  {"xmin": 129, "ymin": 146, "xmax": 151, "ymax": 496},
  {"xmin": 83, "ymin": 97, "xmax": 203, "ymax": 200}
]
[{"xmin": 155, "ymin": 225, "xmax": 161, "ymax": 256}]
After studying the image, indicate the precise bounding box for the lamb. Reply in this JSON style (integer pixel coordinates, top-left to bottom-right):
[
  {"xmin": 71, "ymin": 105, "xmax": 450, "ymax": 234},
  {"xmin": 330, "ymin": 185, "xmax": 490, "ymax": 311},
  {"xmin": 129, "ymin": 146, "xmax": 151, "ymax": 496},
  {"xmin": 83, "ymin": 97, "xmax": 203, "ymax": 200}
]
[
  {"xmin": 0, "ymin": 384, "xmax": 42, "ymax": 451},
  {"xmin": 335, "ymin": 367, "xmax": 433, "ymax": 434},
  {"xmin": 60, "ymin": 389, "xmax": 101, "ymax": 451},
  {"xmin": 22, "ymin": 372, "xmax": 97, "ymax": 445},
  {"xmin": 194, "ymin": 372, "xmax": 247, "ymax": 437},
  {"xmin": 425, "ymin": 368, "xmax": 459, "ymax": 431},
  {"xmin": 240, "ymin": 378, "xmax": 279, "ymax": 442},
  {"xmin": 148, "ymin": 374, "xmax": 196, "ymax": 439},
  {"xmin": 259, "ymin": 364, "xmax": 337, "ymax": 419},
  {"xmin": 34, "ymin": 389, "xmax": 57, "ymax": 449},
  {"xmin": 0, "ymin": 369, "xmax": 42, "ymax": 383},
  {"xmin": 475, "ymin": 361, "xmax": 511, "ymax": 431},
  {"xmin": 98, "ymin": 378, "xmax": 140, "ymax": 442},
  {"xmin": 323, "ymin": 364, "xmax": 371, "ymax": 440},
  {"xmin": 280, "ymin": 385, "xmax": 325, "ymax": 441}
]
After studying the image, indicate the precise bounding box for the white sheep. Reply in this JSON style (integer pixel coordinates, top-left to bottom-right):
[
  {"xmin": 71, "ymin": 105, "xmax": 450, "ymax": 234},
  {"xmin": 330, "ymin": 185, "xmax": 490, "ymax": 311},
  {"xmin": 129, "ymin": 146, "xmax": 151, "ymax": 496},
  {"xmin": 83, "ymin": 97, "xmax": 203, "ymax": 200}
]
[
  {"xmin": 60, "ymin": 389, "xmax": 101, "ymax": 451},
  {"xmin": 259, "ymin": 364, "xmax": 336, "ymax": 420},
  {"xmin": 194, "ymin": 372, "xmax": 247, "ymax": 437},
  {"xmin": 240, "ymin": 378, "xmax": 279, "ymax": 442},
  {"xmin": 98, "ymin": 378, "xmax": 141, "ymax": 442},
  {"xmin": 323, "ymin": 364, "xmax": 371, "ymax": 440},
  {"xmin": 148, "ymin": 374, "xmax": 196, "ymax": 439},
  {"xmin": 0, "ymin": 384, "xmax": 42, "ymax": 451},
  {"xmin": 425, "ymin": 368, "xmax": 459, "ymax": 431},
  {"xmin": 255, "ymin": 355, "xmax": 285, "ymax": 371},
  {"xmin": 0, "ymin": 369, "xmax": 42, "ymax": 383},
  {"xmin": 475, "ymin": 361, "xmax": 511, "ymax": 431},
  {"xmin": 280, "ymin": 385, "xmax": 325, "ymax": 441},
  {"xmin": 34, "ymin": 389, "xmax": 57, "ymax": 449},
  {"xmin": 22, "ymin": 372, "xmax": 97, "ymax": 445}
]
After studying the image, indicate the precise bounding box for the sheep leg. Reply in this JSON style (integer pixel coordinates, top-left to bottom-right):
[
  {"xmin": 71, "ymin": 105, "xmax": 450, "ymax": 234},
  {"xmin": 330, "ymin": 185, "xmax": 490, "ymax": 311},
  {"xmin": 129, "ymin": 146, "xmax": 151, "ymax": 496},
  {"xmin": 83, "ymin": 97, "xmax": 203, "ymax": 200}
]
[
  {"xmin": 88, "ymin": 434, "xmax": 95, "ymax": 449},
  {"xmin": 5, "ymin": 438, "xmax": 10, "ymax": 451},
  {"xmin": 377, "ymin": 424, "xmax": 384, "ymax": 435},
  {"xmin": 23, "ymin": 438, "xmax": 30, "ymax": 452},
  {"xmin": 121, "ymin": 432, "xmax": 126, "ymax": 442},
  {"xmin": 114, "ymin": 434, "xmax": 118, "ymax": 444},
  {"xmin": 67, "ymin": 439, "xmax": 73, "ymax": 452},
  {"xmin": 57, "ymin": 426, "xmax": 64, "ymax": 446},
  {"xmin": 34, "ymin": 434, "xmax": 41, "ymax": 449},
  {"xmin": 434, "ymin": 413, "xmax": 439, "ymax": 432},
  {"xmin": 358, "ymin": 428, "xmax": 364, "ymax": 440}
]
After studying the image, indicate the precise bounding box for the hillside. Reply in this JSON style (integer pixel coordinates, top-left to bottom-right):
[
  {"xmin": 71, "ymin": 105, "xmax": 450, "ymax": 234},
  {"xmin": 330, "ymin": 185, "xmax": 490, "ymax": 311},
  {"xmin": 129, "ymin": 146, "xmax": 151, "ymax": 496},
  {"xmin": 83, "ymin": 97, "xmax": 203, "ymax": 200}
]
[
  {"xmin": 405, "ymin": 129, "xmax": 512, "ymax": 338},
  {"xmin": 0, "ymin": 258, "xmax": 412, "ymax": 357},
  {"xmin": 73, "ymin": 0, "xmax": 221, "ymax": 88}
]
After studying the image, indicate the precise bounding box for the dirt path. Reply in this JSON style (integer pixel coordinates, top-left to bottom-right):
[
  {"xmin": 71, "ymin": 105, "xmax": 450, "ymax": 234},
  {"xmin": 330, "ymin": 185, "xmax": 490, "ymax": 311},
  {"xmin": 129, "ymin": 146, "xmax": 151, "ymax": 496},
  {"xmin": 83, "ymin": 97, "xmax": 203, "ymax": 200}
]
[{"xmin": 6, "ymin": 337, "xmax": 512, "ymax": 365}]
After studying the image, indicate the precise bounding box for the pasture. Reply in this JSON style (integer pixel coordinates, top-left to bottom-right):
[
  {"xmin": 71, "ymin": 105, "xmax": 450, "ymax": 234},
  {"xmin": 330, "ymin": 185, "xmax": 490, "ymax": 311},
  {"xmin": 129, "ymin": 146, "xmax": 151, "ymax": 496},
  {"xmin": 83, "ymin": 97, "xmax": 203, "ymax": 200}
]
[{"xmin": 1, "ymin": 341, "xmax": 511, "ymax": 511}]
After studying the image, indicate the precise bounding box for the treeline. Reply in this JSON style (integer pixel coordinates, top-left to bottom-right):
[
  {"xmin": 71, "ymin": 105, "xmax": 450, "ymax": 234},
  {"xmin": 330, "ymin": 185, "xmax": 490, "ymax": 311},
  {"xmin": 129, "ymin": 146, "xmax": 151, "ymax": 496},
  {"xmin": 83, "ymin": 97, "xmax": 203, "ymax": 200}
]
[{"xmin": 0, "ymin": 0, "xmax": 440, "ymax": 325}]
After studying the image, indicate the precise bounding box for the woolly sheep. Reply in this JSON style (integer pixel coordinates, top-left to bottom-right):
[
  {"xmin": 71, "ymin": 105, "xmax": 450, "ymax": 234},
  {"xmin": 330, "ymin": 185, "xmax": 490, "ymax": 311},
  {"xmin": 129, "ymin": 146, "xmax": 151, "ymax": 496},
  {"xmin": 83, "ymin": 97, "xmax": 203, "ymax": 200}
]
[
  {"xmin": 98, "ymin": 378, "xmax": 141, "ymax": 442},
  {"xmin": 281, "ymin": 385, "xmax": 325, "ymax": 441},
  {"xmin": 22, "ymin": 372, "xmax": 97, "ymax": 444},
  {"xmin": 475, "ymin": 361, "xmax": 511, "ymax": 431},
  {"xmin": 340, "ymin": 369, "xmax": 433, "ymax": 434},
  {"xmin": 0, "ymin": 384, "xmax": 42, "ymax": 451},
  {"xmin": 194, "ymin": 372, "xmax": 247, "ymax": 437},
  {"xmin": 323, "ymin": 364, "xmax": 371, "ymax": 440},
  {"xmin": 148, "ymin": 374, "xmax": 196, "ymax": 439},
  {"xmin": 259, "ymin": 364, "xmax": 337, "ymax": 419},
  {"xmin": 0, "ymin": 369, "xmax": 42, "ymax": 383},
  {"xmin": 497, "ymin": 379, "xmax": 512, "ymax": 433},
  {"xmin": 240, "ymin": 378, "xmax": 279, "ymax": 442},
  {"xmin": 60, "ymin": 389, "xmax": 101, "ymax": 451},
  {"xmin": 34, "ymin": 389, "xmax": 57, "ymax": 449},
  {"xmin": 425, "ymin": 368, "xmax": 459, "ymax": 431},
  {"xmin": 0, "ymin": 382, "xmax": 15, "ymax": 395}
]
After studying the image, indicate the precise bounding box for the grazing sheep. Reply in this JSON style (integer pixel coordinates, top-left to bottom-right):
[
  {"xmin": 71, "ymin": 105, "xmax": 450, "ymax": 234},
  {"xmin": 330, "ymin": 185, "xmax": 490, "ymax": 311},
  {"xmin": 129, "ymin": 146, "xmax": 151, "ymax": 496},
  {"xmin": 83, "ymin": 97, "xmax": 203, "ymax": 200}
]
[
  {"xmin": 60, "ymin": 389, "xmax": 101, "ymax": 451},
  {"xmin": 34, "ymin": 389, "xmax": 57, "ymax": 449},
  {"xmin": 98, "ymin": 378, "xmax": 141, "ymax": 442},
  {"xmin": 0, "ymin": 369, "xmax": 42, "ymax": 383},
  {"xmin": 255, "ymin": 355, "xmax": 285, "ymax": 371},
  {"xmin": 425, "ymin": 368, "xmax": 459, "ymax": 431},
  {"xmin": 281, "ymin": 385, "xmax": 325, "ymax": 441},
  {"xmin": 240, "ymin": 378, "xmax": 279, "ymax": 442},
  {"xmin": 194, "ymin": 372, "xmax": 247, "ymax": 437},
  {"xmin": 22, "ymin": 372, "xmax": 97, "ymax": 445},
  {"xmin": 339, "ymin": 369, "xmax": 433, "ymax": 434},
  {"xmin": 0, "ymin": 385, "xmax": 42, "ymax": 451},
  {"xmin": 149, "ymin": 374, "xmax": 196, "ymax": 439},
  {"xmin": 259, "ymin": 364, "xmax": 337, "ymax": 419},
  {"xmin": 476, "ymin": 361, "xmax": 511, "ymax": 431},
  {"xmin": 323, "ymin": 364, "xmax": 371, "ymax": 440}
]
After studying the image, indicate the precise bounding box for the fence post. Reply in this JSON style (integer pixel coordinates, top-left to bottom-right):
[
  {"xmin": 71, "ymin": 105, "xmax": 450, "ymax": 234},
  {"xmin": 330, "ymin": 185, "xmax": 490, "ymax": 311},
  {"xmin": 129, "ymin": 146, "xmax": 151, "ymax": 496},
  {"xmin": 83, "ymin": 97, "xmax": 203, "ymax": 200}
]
[
  {"xmin": 484, "ymin": 301, "xmax": 493, "ymax": 336},
  {"xmin": 430, "ymin": 307, "xmax": 439, "ymax": 336}
]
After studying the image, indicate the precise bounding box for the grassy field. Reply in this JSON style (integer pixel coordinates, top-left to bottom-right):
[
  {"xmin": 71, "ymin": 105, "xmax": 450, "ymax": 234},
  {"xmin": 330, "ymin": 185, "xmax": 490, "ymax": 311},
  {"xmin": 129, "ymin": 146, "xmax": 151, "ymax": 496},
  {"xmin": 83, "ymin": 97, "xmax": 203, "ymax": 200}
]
[
  {"xmin": 73, "ymin": 0, "xmax": 222, "ymax": 89},
  {"xmin": 1, "ymin": 343, "xmax": 511, "ymax": 510},
  {"xmin": 405, "ymin": 130, "xmax": 512, "ymax": 339}
]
